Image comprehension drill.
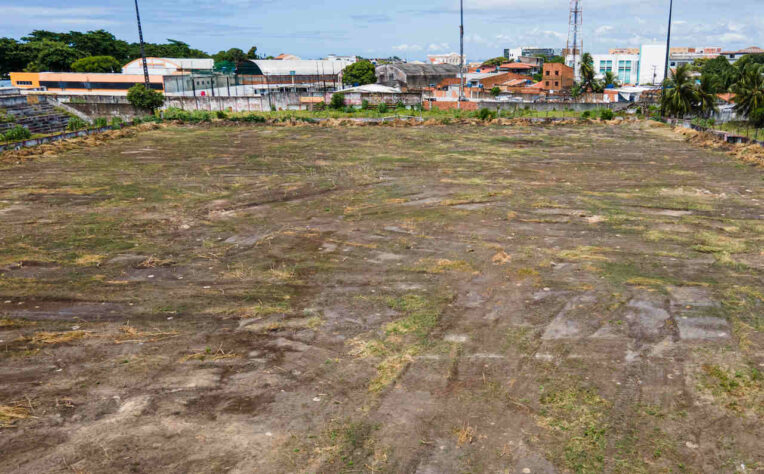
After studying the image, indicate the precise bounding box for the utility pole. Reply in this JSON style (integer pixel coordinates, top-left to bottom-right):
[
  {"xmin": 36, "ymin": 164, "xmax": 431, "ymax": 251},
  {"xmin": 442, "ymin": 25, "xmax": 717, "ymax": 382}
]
[
  {"xmin": 134, "ymin": 0, "xmax": 151, "ymax": 89},
  {"xmin": 458, "ymin": 0, "xmax": 465, "ymax": 109},
  {"xmin": 662, "ymin": 0, "xmax": 673, "ymax": 116}
]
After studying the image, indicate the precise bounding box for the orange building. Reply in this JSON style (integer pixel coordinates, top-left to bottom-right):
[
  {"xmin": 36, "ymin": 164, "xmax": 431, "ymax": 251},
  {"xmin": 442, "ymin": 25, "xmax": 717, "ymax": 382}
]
[
  {"xmin": 540, "ymin": 63, "xmax": 574, "ymax": 92},
  {"xmin": 10, "ymin": 72, "xmax": 164, "ymax": 94}
]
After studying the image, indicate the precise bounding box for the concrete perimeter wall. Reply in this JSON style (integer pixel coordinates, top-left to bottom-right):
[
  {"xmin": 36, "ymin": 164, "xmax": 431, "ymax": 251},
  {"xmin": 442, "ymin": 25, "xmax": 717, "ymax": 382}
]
[{"xmin": 426, "ymin": 100, "xmax": 630, "ymax": 113}]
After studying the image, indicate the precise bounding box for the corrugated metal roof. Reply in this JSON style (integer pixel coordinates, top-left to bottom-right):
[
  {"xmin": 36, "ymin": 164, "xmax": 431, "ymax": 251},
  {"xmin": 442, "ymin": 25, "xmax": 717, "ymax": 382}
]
[
  {"xmin": 168, "ymin": 58, "xmax": 215, "ymax": 69},
  {"xmin": 376, "ymin": 63, "xmax": 460, "ymax": 76},
  {"xmin": 339, "ymin": 84, "xmax": 401, "ymax": 94},
  {"xmin": 248, "ymin": 59, "xmax": 354, "ymax": 75}
]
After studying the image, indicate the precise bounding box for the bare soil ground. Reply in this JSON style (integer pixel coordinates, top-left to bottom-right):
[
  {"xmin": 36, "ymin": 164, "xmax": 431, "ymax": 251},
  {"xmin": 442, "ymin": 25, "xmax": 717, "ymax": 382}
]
[{"xmin": 0, "ymin": 122, "xmax": 761, "ymax": 473}]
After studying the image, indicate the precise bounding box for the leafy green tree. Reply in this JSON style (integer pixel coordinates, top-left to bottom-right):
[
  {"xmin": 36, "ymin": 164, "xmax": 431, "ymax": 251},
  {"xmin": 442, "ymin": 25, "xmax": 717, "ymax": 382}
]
[
  {"xmin": 481, "ymin": 57, "xmax": 506, "ymax": 67},
  {"xmin": 69, "ymin": 30, "xmax": 130, "ymax": 62},
  {"xmin": 342, "ymin": 60, "xmax": 376, "ymax": 85},
  {"xmin": 696, "ymin": 75, "xmax": 719, "ymax": 117},
  {"xmin": 490, "ymin": 86, "xmax": 501, "ymax": 97},
  {"xmin": 71, "ymin": 55, "xmax": 122, "ymax": 73},
  {"xmin": 247, "ymin": 47, "xmax": 259, "ymax": 59},
  {"xmin": 731, "ymin": 64, "xmax": 764, "ymax": 125},
  {"xmin": 127, "ymin": 84, "xmax": 165, "ymax": 111},
  {"xmin": 603, "ymin": 71, "xmax": 619, "ymax": 88},
  {"xmin": 578, "ymin": 53, "xmax": 603, "ymax": 92},
  {"xmin": 700, "ymin": 56, "xmax": 737, "ymax": 92},
  {"xmin": 26, "ymin": 41, "xmax": 84, "ymax": 71},
  {"xmin": 330, "ymin": 93, "xmax": 346, "ymax": 110},
  {"xmin": 212, "ymin": 48, "xmax": 247, "ymax": 64},
  {"xmin": 661, "ymin": 64, "xmax": 699, "ymax": 118}
]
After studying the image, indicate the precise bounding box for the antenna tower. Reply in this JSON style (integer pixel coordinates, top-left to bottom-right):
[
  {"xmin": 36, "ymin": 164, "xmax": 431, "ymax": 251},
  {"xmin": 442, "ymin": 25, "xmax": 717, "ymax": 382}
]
[{"xmin": 566, "ymin": 0, "xmax": 583, "ymax": 81}]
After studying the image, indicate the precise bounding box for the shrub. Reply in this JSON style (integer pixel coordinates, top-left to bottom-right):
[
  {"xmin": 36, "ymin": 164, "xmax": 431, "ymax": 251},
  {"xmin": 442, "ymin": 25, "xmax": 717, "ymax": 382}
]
[
  {"xmin": 750, "ymin": 107, "xmax": 764, "ymax": 128},
  {"xmin": 313, "ymin": 101, "xmax": 327, "ymax": 111},
  {"xmin": 110, "ymin": 117, "xmax": 124, "ymax": 129},
  {"xmin": 67, "ymin": 117, "xmax": 86, "ymax": 131},
  {"xmin": 216, "ymin": 110, "xmax": 227, "ymax": 119},
  {"xmin": 330, "ymin": 93, "xmax": 346, "ymax": 110},
  {"xmin": 476, "ymin": 108, "xmax": 497, "ymax": 121},
  {"xmin": 599, "ymin": 108, "xmax": 615, "ymax": 121},
  {"xmin": 1, "ymin": 125, "xmax": 31, "ymax": 142},
  {"xmin": 378, "ymin": 102, "xmax": 389, "ymax": 113},
  {"xmin": 396, "ymin": 100, "xmax": 405, "ymax": 110},
  {"xmin": 93, "ymin": 117, "xmax": 108, "ymax": 128},
  {"xmin": 581, "ymin": 111, "xmax": 591, "ymax": 119},
  {"xmin": 490, "ymin": 86, "xmax": 501, "ymax": 97},
  {"xmin": 127, "ymin": 84, "xmax": 165, "ymax": 111},
  {"xmin": 190, "ymin": 110, "xmax": 212, "ymax": 122},
  {"xmin": 240, "ymin": 114, "xmax": 266, "ymax": 123},
  {"xmin": 361, "ymin": 99, "xmax": 370, "ymax": 110}
]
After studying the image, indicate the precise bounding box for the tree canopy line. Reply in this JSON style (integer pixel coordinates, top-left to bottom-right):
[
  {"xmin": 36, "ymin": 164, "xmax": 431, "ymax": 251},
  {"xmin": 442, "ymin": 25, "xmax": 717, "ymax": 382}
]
[{"xmin": 0, "ymin": 29, "xmax": 264, "ymax": 78}]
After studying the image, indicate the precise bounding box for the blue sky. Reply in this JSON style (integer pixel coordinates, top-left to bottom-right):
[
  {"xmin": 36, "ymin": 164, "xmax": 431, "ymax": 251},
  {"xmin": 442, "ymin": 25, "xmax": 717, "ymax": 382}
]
[{"xmin": 2, "ymin": 0, "xmax": 762, "ymax": 60}]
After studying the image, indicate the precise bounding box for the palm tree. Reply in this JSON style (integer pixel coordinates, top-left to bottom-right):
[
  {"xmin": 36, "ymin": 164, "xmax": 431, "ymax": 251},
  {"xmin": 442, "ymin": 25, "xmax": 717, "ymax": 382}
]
[
  {"xmin": 731, "ymin": 64, "xmax": 764, "ymax": 120},
  {"xmin": 579, "ymin": 53, "xmax": 597, "ymax": 92},
  {"xmin": 603, "ymin": 71, "xmax": 620, "ymax": 88},
  {"xmin": 696, "ymin": 75, "xmax": 719, "ymax": 118},
  {"xmin": 661, "ymin": 64, "xmax": 699, "ymax": 118}
]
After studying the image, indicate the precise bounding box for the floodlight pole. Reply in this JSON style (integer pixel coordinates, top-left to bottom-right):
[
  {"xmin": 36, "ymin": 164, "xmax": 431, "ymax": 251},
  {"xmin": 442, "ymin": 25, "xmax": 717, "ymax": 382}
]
[
  {"xmin": 661, "ymin": 0, "xmax": 673, "ymax": 116},
  {"xmin": 458, "ymin": 0, "xmax": 464, "ymax": 109},
  {"xmin": 134, "ymin": 0, "xmax": 151, "ymax": 89}
]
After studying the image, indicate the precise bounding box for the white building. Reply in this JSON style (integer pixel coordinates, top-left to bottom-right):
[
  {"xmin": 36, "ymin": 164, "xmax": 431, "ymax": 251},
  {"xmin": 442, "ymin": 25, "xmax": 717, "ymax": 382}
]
[
  {"xmin": 427, "ymin": 53, "xmax": 466, "ymax": 66},
  {"xmin": 504, "ymin": 47, "xmax": 560, "ymax": 61},
  {"xmin": 637, "ymin": 45, "xmax": 667, "ymax": 86},
  {"xmin": 122, "ymin": 57, "xmax": 214, "ymax": 76},
  {"xmin": 590, "ymin": 53, "xmax": 640, "ymax": 84},
  {"xmin": 720, "ymin": 46, "xmax": 764, "ymax": 64},
  {"xmin": 567, "ymin": 44, "xmax": 668, "ymax": 85},
  {"xmin": 325, "ymin": 54, "xmax": 357, "ymax": 63}
]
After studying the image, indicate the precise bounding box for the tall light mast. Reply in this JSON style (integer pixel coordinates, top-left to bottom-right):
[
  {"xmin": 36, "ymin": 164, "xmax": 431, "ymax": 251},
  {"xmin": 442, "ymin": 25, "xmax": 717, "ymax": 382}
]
[
  {"xmin": 458, "ymin": 0, "xmax": 465, "ymax": 108},
  {"xmin": 134, "ymin": 0, "xmax": 151, "ymax": 89},
  {"xmin": 566, "ymin": 0, "xmax": 583, "ymax": 81}
]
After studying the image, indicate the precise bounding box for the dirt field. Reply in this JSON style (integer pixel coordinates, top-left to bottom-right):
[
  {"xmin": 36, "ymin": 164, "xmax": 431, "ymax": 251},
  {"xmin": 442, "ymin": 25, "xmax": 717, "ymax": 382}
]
[{"xmin": 0, "ymin": 122, "xmax": 761, "ymax": 473}]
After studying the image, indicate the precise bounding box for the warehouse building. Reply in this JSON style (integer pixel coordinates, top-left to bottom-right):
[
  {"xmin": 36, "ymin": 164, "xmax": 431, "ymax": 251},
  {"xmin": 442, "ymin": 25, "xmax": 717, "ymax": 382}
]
[
  {"xmin": 376, "ymin": 63, "xmax": 460, "ymax": 90},
  {"xmin": 10, "ymin": 72, "xmax": 163, "ymax": 94},
  {"xmin": 236, "ymin": 59, "xmax": 354, "ymax": 90}
]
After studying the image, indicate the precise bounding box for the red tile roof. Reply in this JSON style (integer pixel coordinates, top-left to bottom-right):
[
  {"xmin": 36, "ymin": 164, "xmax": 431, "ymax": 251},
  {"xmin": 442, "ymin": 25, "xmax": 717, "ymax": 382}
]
[
  {"xmin": 499, "ymin": 63, "xmax": 533, "ymax": 69},
  {"xmin": 720, "ymin": 46, "xmax": 763, "ymax": 55}
]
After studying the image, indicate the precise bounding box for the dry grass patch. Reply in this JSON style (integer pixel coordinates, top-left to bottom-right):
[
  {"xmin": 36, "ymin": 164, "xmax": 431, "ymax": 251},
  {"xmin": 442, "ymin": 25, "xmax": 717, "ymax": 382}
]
[
  {"xmin": 556, "ymin": 246, "xmax": 610, "ymax": 262},
  {"xmin": 455, "ymin": 423, "xmax": 476, "ymax": 446},
  {"xmin": 0, "ymin": 318, "xmax": 35, "ymax": 329},
  {"xmin": 491, "ymin": 251, "xmax": 512, "ymax": 265},
  {"xmin": 0, "ymin": 405, "xmax": 31, "ymax": 428},
  {"xmin": 21, "ymin": 331, "xmax": 91, "ymax": 345},
  {"xmin": 114, "ymin": 325, "xmax": 179, "ymax": 344},
  {"xmin": 413, "ymin": 258, "xmax": 477, "ymax": 274},
  {"xmin": 74, "ymin": 254, "xmax": 104, "ymax": 266}
]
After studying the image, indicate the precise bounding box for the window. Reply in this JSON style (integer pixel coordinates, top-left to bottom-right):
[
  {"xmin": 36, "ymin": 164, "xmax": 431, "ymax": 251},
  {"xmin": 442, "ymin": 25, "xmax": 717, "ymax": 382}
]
[
  {"xmin": 15, "ymin": 81, "xmax": 33, "ymax": 85},
  {"xmin": 599, "ymin": 60, "xmax": 613, "ymax": 74},
  {"xmin": 546, "ymin": 70, "xmax": 550, "ymax": 76},
  {"xmin": 545, "ymin": 81, "xmax": 550, "ymax": 86},
  {"xmin": 555, "ymin": 70, "xmax": 559, "ymax": 76},
  {"xmin": 617, "ymin": 60, "xmax": 632, "ymax": 83},
  {"xmin": 555, "ymin": 81, "xmax": 559, "ymax": 87}
]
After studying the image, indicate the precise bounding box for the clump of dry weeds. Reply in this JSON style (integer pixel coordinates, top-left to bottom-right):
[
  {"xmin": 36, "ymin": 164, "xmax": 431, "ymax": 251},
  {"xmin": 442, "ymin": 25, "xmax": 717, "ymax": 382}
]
[
  {"xmin": 21, "ymin": 331, "xmax": 91, "ymax": 345},
  {"xmin": 0, "ymin": 405, "xmax": 30, "ymax": 428}
]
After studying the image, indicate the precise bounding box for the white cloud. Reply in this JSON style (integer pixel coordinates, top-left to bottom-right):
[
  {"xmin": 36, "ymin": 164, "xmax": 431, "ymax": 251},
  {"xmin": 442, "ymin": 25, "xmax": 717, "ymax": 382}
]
[
  {"xmin": 428, "ymin": 42, "xmax": 450, "ymax": 51},
  {"xmin": 595, "ymin": 25, "xmax": 614, "ymax": 35},
  {"xmin": 392, "ymin": 43, "xmax": 423, "ymax": 52}
]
